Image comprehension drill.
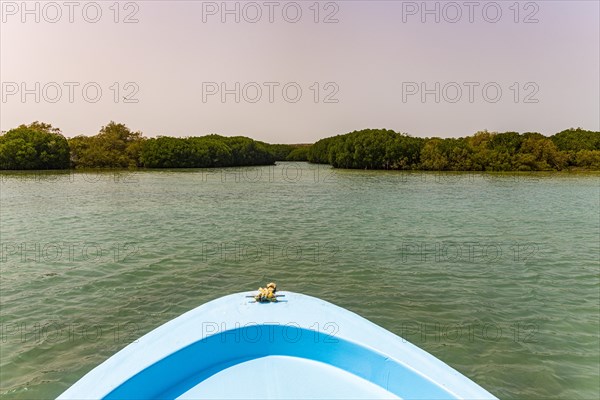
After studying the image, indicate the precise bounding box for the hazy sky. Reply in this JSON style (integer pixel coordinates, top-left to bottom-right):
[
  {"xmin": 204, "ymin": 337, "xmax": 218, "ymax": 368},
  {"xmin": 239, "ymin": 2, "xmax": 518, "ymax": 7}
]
[{"xmin": 1, "ymin": 0, "xmax": 598, "ymax": 143}]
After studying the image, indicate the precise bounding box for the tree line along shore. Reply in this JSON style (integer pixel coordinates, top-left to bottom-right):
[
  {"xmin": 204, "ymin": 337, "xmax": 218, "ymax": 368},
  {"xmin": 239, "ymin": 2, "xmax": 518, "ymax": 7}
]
[{"xmin": 0, "ymin": 121, "xmax": 598, "ymax": 171}]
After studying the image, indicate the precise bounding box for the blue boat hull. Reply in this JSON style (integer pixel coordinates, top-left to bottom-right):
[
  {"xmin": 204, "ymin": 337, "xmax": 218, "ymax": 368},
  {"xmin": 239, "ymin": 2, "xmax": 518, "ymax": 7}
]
[{"xmin": 58, "ymin": 292, "xmax": 497, "ymax": 399}]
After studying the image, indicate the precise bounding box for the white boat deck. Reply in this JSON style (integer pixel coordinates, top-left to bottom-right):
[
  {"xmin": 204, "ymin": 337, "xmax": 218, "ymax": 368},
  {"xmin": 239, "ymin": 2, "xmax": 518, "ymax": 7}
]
[
  {"xmin": 58, "ymin": 292, "xmax": 497, "ymax": 400},
  {"xmin": 175, "ymin": 356, "xmax": 399, "ymax": 399}
]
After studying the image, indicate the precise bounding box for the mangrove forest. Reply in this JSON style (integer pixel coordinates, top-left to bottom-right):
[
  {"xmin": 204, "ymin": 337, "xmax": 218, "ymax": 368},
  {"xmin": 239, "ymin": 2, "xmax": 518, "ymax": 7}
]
[{"xmin": 0, "ymin": 122, "xmax": 598, "ymax": 171}]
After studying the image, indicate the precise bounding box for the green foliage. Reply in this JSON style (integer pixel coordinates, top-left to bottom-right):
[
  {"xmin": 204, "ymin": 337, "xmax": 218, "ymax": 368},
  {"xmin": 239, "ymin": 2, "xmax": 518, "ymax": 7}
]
[
  {"xmin": 285, "ymin": 146, "xmax": 310, "ymax": 161},
  {"xmin": 69, "ymin": 122, "xmax": 144, "ymax": 168},
  {"xmin": 264, "ymin": 143, "xmax": 311, "ymax": 161},
  {"xmin": 308, "ymin": 129, "xmax": 424, "ymax": 169},
  {"xmin": 140, "ymin": 135, "xmax": 275, "ymax": 168},
  {"xmin": 267, "ymin": 144, "xmax": 295, "ymax": 160},
  {"xmin": 571, "ymin": 150, "xmax": 600, "ymax": 168},
  {"xmin": 217, "ymin": 136, "xmax": 275, "ymax": 166},
  {"xmin": 2, "ymin": 122, "xmax": 597, "ymax": 171},
  {"xmin": 309, "ymin": 128, "xmax": 599, "ymax": 171},
  {"xmin": 517, "ymin": 135, "xmax": 567, "ymax": 170},
  {"xmin": 0, "ymin": 122, "xmax": 70, "ymax": 169},
  {"xmin": 306, "ymin": 136, "xmax": 337, "ymax": 164},
  {"xmin": 551, "ymin": 128, "xmax": 600, "ymax": 151}
]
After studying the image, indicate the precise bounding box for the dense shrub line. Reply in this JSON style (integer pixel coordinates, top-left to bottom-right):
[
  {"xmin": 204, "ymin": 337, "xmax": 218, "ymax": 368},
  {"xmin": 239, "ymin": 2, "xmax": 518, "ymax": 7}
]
[
  {"xmin": 1, "ymin": 122, "xmax": 597, "ymax": 171},
  {"xmin": 308, "ymin": 128, "xmax": 600, "ymax": 171}
]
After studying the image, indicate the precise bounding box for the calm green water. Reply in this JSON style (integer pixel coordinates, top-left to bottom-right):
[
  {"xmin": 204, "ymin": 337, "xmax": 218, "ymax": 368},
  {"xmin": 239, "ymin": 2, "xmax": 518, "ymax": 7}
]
[{"xmin": 0, "ymin": 163, "xmax": 598, "ymax": 399}]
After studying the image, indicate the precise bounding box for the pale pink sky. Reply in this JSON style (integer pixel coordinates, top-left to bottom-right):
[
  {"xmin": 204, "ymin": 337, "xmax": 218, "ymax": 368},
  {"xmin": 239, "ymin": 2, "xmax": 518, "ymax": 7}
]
[{"xmin": 1, "ymin": 0, "xmax": 598, "ymax": 143}]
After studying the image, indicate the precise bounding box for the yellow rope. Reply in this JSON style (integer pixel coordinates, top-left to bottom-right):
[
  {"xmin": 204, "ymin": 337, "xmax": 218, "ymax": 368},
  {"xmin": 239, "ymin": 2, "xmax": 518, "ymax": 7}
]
[{"xmin": 254, "ymin": 282, "xmax": 277, "ymax": 302}]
